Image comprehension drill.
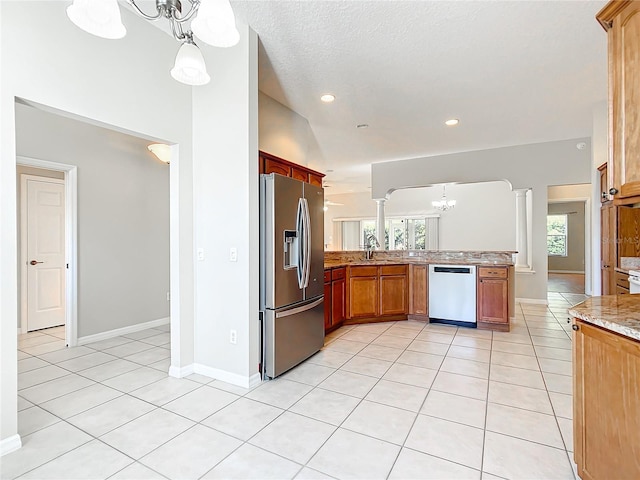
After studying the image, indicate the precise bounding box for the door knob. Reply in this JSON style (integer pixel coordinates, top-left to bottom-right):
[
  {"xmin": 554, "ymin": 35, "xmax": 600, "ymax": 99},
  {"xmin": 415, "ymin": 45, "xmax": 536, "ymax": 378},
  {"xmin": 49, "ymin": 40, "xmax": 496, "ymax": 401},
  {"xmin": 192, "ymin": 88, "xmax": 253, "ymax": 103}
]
[
  {"xmin": 29, "ymin": 260, "xmax": 43, "ymax": 265},
  {"xmin": 572, "ymin": 324, "xmax": 579, "ymax": 331}
]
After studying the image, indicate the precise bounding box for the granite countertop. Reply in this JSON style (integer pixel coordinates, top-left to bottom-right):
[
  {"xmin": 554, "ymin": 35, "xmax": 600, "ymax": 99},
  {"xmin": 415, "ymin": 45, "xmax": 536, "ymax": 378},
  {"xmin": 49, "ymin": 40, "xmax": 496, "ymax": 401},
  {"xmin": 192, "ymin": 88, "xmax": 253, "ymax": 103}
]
[
  {"xmin": 324, "ymin": 259, "xmax": 514, "ymax": 268},
  {"xmin": 569, "ymin": 295, "xmax": 640, "ymax": 342}
]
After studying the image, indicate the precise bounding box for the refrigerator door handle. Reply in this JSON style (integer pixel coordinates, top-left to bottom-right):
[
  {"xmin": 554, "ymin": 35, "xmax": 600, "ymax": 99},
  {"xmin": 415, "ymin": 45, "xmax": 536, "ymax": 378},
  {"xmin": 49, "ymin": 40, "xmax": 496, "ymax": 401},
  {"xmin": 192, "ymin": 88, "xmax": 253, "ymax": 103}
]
[
  {"xmin": 296, "ymin": 198, "xmax": 305, "ymax": 289},
  {"xmin": 275, "ymin": 296, "xmax": 324, "ymax": 318},
  {"xmin": 302, "ymin": 197, "xmax": 311, "ymax": 288}
]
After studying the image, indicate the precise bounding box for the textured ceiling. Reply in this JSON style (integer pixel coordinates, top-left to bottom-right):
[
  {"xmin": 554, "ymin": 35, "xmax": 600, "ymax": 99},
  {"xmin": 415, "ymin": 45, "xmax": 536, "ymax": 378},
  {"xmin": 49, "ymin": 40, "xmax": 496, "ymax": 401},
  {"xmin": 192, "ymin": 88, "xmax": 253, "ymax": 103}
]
[{"xmin": 232, "ymin": 0, "xmax": 608, "ymax": 194}]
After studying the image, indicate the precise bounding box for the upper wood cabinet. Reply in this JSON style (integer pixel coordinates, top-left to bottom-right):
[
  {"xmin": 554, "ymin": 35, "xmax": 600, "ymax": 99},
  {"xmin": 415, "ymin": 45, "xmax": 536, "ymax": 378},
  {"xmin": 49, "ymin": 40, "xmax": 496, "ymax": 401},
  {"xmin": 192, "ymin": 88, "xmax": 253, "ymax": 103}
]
[
  {"xmin": 597, "ymin": 1, "xmax": 640, "ymax": 201},
  {"xmin": 259, "ymin": 151, "xmax": 325, "ymax": 187}
]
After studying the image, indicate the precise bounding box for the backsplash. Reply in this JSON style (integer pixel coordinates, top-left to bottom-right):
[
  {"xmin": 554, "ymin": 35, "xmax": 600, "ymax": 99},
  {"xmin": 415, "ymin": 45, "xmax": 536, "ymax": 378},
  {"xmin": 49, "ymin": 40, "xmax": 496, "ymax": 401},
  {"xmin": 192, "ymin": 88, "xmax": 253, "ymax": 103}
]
[{"xmin": 621, "ymin": 257, "xmax": 640, "ymax": 270}]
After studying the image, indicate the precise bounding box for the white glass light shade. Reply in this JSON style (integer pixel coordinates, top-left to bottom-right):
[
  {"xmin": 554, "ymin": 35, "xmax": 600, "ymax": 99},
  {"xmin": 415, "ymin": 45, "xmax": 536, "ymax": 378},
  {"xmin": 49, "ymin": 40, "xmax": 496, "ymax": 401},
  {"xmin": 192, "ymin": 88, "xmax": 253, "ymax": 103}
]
[
  {"xmin": 66, "ymin": 0, "xmax": 126, "ymax": 39},
  {"xmin": 148, "ymin": 144, "xmax": 172, "ymax": 164},
  {"xmin": 171, "ymin": 42, "xmax": 211, "ymax": 86},
  {"xmin": 191, "ymin": 0, "xmax": 240, "ymax": 48}
]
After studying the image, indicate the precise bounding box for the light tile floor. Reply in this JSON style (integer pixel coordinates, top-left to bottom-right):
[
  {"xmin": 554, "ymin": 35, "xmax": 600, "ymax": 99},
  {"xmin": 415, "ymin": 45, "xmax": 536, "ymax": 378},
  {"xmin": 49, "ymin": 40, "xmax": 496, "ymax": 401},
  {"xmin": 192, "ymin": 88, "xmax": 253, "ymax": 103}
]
[{"xmin": 3, "ymin": 292, "xmax": 583, "ymax": 480}]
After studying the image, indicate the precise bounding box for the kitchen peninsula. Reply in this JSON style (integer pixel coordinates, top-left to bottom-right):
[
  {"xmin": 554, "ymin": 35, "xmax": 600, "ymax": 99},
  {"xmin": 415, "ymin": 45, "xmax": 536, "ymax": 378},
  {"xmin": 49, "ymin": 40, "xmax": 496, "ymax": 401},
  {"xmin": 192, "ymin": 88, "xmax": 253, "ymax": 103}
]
[{"xmin": 324, "ymin": 250, "xmax": 515, "ymax": 333}]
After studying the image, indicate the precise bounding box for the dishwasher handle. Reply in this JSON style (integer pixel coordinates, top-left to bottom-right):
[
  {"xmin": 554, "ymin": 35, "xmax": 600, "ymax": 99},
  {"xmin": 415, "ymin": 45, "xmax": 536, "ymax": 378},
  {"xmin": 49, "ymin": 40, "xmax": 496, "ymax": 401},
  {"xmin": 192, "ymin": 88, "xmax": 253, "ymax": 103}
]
[{"xmin": 433, "ymin": 266, "xmax": 472, "ymax": 274}]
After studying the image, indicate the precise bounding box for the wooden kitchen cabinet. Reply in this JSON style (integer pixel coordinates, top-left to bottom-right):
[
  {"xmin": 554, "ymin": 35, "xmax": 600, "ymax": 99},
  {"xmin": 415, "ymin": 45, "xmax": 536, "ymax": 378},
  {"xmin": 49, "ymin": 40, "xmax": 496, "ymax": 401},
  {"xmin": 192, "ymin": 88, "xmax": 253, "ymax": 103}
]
[
  {"xmin": 259, "ymin": 151, "xmax": 325, "ymax": 187},
  {"xmin": 346, "ymin": 264, "xmax": 408, "ymax": 322},
  {"xmin": 477, "ymin": 266, "xmax": 509, "ymax": 331},
  {"xmin": 379, "ymin": 265, "xmax": 408, "ymax": 316},
  {"xmin": 598, "ymin": 163, "xmax": 609, "ymax": 203},
  {"xmin": 597, "ymin": 1, "xmax": 640, "ymax": 201},
  {"xmin": 324, "ymin": 267, "xmax": 346, "ymax": 333},
  {"xmin": 324, "ymin": 270, "xmax": 332, "ymax": 331},
  {"xmin": 348, "ymin": 267, "xmax": 379, "ymax": 319},
  {"xmin": 331, "ymin": 267, "xmax": 346, "ymax": 329},
  {"xmin": 573, "ymin": 319, "xmax": 640, "ymax": 479},
  {"xmin": 601, "ymin": 202, "xmax": 616, "ymax": 295},
  {"xmin": 409, "ymin": 264, "xmax": 428, "ymax": 318}
]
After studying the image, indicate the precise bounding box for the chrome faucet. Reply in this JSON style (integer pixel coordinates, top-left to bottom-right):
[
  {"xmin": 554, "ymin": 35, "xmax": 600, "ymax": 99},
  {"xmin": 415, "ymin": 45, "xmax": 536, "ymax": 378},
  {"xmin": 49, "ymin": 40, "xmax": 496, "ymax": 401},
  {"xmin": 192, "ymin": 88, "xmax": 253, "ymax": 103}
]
[{"xmin": 364, "ymin": 234, "xmax": 380, "ymax": 260}]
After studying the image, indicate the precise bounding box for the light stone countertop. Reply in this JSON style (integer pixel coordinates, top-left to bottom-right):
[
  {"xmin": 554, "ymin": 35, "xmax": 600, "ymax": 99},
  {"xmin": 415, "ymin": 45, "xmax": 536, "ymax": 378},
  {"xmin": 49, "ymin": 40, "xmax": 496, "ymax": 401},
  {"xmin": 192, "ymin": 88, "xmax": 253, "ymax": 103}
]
[
  {"xmin": 324, "ymin": 250, "xmax": 516, "ymax": 269},
  {"xmin": 569, "ymin": 295, "xmax": 640, "ymax": 342}
]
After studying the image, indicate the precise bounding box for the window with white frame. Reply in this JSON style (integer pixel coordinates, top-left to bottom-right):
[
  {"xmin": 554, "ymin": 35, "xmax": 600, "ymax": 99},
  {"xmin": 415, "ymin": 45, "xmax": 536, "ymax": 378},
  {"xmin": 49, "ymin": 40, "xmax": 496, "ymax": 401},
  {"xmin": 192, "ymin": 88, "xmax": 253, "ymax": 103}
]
[
  {"xmin": 547, "ymin": 214, "xmax": 568, "ymax": 256},
  {"xmin": 336, "ymin": 216, "xmax": 439, "ymax": 251}
]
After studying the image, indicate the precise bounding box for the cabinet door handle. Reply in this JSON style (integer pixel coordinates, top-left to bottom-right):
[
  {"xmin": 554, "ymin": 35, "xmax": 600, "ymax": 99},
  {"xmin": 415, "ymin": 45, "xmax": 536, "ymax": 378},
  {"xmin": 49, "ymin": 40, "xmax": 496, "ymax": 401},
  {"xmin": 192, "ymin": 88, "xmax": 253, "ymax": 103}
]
[{"xmin": 572, "ymin": 324, "xmax": 579, "ymax": 331}]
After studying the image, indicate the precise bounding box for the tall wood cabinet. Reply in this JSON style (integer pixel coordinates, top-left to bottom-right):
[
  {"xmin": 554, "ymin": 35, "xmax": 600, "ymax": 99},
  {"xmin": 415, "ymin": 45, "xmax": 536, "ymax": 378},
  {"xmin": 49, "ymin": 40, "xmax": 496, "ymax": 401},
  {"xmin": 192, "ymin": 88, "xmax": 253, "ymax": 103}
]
[
  {"xmin": 573, "ymin": 319, "xmax": 640, "ymax": 479},
  {"xmin": 409, "ymin": 264, "xmax": 428, "ymax": 319},
  {"xmin": 598, "ymin": 1, "xmax": 640, "ymax": 201}
]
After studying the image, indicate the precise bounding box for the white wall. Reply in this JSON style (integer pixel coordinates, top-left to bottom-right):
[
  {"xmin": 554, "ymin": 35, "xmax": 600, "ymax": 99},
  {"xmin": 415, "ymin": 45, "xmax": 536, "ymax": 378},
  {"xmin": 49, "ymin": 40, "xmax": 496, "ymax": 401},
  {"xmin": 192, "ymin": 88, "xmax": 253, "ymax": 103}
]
[
  {"xmin": 15, "ymin": 104, "xmax": 170, "ymax": 338},
  {"xmin": 1, "ymin": 1, "xmax": 195, "ymax": 450},
  {"xmin": 371, "ymin": 138, "xmax": 592, "ymax": 301},
  {"xmin": 259, "ymin": 92, "xmax": 312, "ymax": 166},
  {"xmin": 191, "ymin": 26, "xmax": 260, "ymax": 385},
  {"xmin": 325, "ymin": 181, "xmax": 516, "ymax": 252}
]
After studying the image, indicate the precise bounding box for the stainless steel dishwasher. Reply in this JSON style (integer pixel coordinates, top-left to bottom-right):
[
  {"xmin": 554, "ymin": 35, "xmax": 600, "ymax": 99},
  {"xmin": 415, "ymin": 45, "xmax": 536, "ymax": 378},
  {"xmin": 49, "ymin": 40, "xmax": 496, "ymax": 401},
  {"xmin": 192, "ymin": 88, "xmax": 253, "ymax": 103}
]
[{"xmin": 428, "ymin": 264, "xmax": 477, "ymax": 327}]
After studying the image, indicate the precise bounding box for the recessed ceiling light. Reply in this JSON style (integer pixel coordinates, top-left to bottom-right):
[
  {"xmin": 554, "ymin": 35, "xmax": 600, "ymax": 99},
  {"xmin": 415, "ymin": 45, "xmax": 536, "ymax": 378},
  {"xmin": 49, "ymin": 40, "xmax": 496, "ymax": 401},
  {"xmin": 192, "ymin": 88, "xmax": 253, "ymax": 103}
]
[
  {"xmin": 445, "ymin": 118, "xmax": 459, "ymax": 126},
  {"xmin": 357, "ymin": 124, "xmax": 369, "ymax": 129},
  {"xmin": 320, "ymin": 94, "xmax": 335, "ymax": 103}
]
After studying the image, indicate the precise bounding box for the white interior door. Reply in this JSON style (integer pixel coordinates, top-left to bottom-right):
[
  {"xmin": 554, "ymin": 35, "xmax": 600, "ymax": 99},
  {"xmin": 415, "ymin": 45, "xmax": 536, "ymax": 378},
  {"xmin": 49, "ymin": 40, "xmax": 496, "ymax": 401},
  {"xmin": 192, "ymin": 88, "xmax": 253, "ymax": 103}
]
[{"xmin": 24, "ymin": 176, "xmax": 66, "ymax": 331}]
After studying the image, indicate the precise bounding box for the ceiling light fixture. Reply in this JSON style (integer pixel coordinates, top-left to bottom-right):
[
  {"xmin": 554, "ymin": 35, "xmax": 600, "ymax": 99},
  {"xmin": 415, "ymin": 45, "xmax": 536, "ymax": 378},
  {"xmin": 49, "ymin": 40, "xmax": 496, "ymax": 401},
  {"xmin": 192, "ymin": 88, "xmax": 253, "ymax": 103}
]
[
  {"xmin": 432, "ymin": 185, "xmax": 456, "ymax": 211},
  {"xmin": 148, "ymin": 143, "xmax": 172, "ymax": 163},
  {"xmin": 66, "ymin": 0, "xmax": 240, "ymax": 86},
  {"xmin": 320, "ymin": 94, "xmax": 335, "ymax": 103},
  {"xmin": 445, "ymin": 118, "xmax": 460, "ymax": 126}
]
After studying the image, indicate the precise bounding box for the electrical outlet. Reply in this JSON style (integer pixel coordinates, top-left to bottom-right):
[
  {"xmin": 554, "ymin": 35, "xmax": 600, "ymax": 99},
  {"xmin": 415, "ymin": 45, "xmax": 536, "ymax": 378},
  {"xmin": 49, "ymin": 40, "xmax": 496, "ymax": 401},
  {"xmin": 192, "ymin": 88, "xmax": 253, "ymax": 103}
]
[
  {"xmin": 166, "ymin": 292, "xmax": 170, "ymax": 301},
  {"xmin": 229, "ymin": 247, "xmax": 237, "ymax": 262},
  {"xmin": 229, "ymin": 329, "xmax": 237, "ymax": 344}
]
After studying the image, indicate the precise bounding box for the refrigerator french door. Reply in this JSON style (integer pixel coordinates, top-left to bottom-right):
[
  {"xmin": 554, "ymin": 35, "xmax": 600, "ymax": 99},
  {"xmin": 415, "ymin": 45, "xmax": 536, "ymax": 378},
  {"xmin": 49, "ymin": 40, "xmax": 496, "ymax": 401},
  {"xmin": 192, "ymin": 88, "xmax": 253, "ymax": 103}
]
[{"xmin": 260, "ymin": 173, "xmax": 324, "ymax": 379}]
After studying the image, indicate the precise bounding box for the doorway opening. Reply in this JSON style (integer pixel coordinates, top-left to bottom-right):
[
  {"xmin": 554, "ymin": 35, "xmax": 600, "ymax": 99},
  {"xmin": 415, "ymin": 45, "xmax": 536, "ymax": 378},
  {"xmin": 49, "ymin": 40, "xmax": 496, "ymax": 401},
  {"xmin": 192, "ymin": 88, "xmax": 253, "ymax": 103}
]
[{"xmin": 547, "ymin": 184, "xmax": 591, "ymax": 296}]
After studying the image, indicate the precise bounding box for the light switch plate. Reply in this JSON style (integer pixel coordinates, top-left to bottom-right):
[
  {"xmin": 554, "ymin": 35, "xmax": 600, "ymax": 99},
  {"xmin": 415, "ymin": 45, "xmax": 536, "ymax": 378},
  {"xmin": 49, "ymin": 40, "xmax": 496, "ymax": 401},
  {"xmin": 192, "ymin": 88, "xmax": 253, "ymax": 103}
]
[
  {"xmin": 197, "ymin": 248, "xmax": 204, "ymax": 261},
  {"xmin": 229, "ymin": 247, "xmax": 237, "ymax": 262}
]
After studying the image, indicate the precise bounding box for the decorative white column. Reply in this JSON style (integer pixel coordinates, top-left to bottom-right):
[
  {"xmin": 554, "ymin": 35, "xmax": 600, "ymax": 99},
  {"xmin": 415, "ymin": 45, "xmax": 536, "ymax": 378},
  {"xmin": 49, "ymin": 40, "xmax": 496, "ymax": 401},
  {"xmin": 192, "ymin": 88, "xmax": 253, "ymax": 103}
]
[
  {"xmin": 515, "ymin": 189, "xmax": 530, "ymax": 270},
  {"xmin": 375, "ymin": 199, "xmax": 386, "ymax": 250}
]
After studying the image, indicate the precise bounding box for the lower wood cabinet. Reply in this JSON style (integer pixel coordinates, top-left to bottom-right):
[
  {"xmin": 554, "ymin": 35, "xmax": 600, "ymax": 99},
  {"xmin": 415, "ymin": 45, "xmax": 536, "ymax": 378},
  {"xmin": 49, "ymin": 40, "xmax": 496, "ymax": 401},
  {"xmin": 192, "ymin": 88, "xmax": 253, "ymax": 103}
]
[
  {"xmin": 347, "ymin": 265, "xmax": 408, "ymax": 321},
  {"xmin": 409, "ymin": 264, "xmax": 428, "ymax": 318},
  {"xmin": 477, "ymin": 266, "xmax": 509, "ymax": 331},
  {"xmin": 573, "ymin": 319, "xmax": 640, "ymax": 480},
  {"xmin": 324, "ymin": 267, "xmax": 346, "ymax": 333},
  {"xmin": 379, "ymin": 265, "xmax": 408, "ymax": 316}
]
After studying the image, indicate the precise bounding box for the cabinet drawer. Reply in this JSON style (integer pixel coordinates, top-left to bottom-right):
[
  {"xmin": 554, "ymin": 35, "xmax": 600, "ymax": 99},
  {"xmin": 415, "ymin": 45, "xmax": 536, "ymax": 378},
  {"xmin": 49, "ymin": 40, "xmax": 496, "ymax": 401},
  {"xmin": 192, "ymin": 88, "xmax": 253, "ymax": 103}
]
[
  {"xmin": 616, "ymin": 285, "xmax": 630, "ymax": 295},
  {"xmin": 324, "ymin": 270, "xmax": 331, "ymax": 283},
  {"xmin": 478, "ymin": 267, "xmax": 507, "ymax": 279},
  {"xmin": 380, "ymin": 265, "xmax": 407, "ymax": 276},
  {"xmin": 615, "ymin": 271, "xmax": 630, "ymax": 289},
  {"xmin": 332, "ymin": 267, "xmax": 346, "ymax": 281},
  {"xmin": 350, "ymin": 266, "xmax": 378, "ymax": 277}
]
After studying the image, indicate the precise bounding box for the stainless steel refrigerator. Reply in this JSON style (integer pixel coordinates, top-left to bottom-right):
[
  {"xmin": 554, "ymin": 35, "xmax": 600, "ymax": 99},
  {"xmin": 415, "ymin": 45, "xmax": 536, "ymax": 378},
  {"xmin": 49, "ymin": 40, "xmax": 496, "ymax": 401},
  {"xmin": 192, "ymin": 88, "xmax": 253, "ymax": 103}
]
[{"xmin": 260, "ymin": 173, "xmax": 325, "ymax": 379}]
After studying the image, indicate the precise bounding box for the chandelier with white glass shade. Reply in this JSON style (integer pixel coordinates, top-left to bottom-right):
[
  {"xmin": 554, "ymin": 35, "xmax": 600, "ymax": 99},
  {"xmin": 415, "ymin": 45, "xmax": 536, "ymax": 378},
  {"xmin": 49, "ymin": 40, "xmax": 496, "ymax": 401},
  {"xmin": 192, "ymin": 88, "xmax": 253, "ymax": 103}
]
[
  {"xmin": 432, "ymin": 185, "xmax": 456, "ymax": 211},
  {"xmin": 66, "ymin": 0, "xmax": 240, "ymax": 86}
]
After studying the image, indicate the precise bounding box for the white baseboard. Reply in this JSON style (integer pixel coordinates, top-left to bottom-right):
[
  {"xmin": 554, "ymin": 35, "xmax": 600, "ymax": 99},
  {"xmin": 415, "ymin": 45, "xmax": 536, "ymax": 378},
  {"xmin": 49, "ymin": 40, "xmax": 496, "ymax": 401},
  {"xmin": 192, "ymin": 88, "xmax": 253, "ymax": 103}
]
[
  {"xmin": 77, "ymin": 317, "xmax": 170, "ymax": 346},
  {"xmin": 548, "ymin": 270, "xmax": 585, "ymax": 274},
  {"xmin": 516, "ymin": 298, "xmax": 549, "ymax": 305},
  {"xmin": 1, "ymin": 434, "xmax": 22, "ymax": 456},
  {"xmin": 193, "ymin": 364, "xmax": 262, "ymax": 389},
  {"xmin": 168, "ymin": 364, "xmax": 195, "ymax": 378}
]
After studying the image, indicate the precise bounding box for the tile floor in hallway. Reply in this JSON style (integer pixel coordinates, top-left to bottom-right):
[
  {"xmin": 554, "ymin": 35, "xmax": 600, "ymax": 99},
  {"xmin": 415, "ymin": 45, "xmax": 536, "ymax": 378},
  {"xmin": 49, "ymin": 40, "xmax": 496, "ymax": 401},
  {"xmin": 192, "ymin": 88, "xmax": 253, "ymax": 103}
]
[{"xmin": 3, "ymin": 292, "xmax": 585, "ymax": 480}]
